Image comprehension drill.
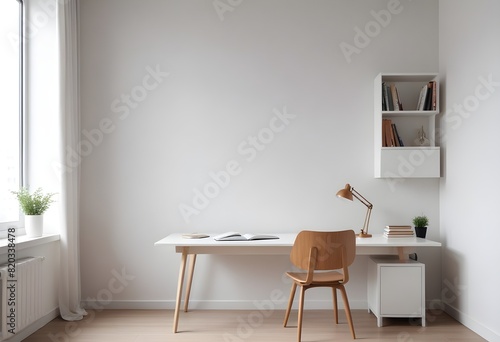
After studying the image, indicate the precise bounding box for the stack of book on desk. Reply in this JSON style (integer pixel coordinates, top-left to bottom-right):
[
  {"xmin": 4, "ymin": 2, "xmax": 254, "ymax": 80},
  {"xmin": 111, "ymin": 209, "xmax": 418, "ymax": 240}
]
[{"xmin": 383, "ymin": 225, "xmax": 414, "ymax": 238}]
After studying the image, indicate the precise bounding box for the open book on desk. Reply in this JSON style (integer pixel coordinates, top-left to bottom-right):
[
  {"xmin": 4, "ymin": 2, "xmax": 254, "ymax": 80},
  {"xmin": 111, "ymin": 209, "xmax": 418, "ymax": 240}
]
[{"xmin": 213, "ymin": 232, "xmax": 279, "ymax": 241}]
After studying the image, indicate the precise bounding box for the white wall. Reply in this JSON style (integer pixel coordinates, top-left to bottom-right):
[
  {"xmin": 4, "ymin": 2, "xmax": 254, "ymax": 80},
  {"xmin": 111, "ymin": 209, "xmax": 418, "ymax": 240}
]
[
  {"xmin": 439, "ymin": 1, "xmax": 500, "ymax": 341},
  {"xmin": 79, "ymin": 0, "xmax": 441, "ymax": 310}
]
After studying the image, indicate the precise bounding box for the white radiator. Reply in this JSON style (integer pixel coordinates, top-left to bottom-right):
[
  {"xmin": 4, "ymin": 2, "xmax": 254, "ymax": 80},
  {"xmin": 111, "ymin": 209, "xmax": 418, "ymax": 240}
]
[{"xmin": 0, "ymin": 257, "xmax": 44, "ymax": 340}]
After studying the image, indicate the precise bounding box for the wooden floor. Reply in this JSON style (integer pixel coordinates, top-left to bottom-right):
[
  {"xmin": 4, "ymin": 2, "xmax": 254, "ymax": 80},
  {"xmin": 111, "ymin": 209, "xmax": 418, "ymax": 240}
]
[{"xmin": 23, "ymin": 309, "xmax": 486, "ymax": 342}]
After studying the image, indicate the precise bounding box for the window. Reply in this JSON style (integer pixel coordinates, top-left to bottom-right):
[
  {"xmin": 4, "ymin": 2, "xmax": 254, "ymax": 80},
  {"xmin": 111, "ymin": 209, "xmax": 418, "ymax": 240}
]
[{"xmin": 0, "ymin": 0, "xmax": 23, "ymax": 233}]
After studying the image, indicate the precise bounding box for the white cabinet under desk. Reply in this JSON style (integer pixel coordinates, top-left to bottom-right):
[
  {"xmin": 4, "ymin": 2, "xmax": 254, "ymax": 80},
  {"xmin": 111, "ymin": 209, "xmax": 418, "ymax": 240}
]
[{"xmin": 367, "ymin": 256, "xmax": 425, "ymax": 327}]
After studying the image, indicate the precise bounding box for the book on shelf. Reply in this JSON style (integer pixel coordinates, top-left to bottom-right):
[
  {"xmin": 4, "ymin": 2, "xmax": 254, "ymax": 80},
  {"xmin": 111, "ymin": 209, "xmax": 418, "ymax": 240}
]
[
  {"xmin": 383, "ymin": 119, "xmax": 390, "ymax": 146},
  {"xmin": 390, "ymin": 84, "xmax": 400, "ymax": 111},
  {"xmin": 416, "ymin": 81, "xmax": 437, "ymax": 111},
  {"xmin": 383, "ymin": 83, "xmax": 389, "ymax": 110},
  {"xmin": 382, "ymin": 82, "xmax": 393, "ymax": 111},
  {"xmin": 430, "ymin": 81, "xmax": 437, "ymax": 110},
  {"xmin": 416, "ymin": 84, "xmax": 428, "ymax": 110},
  {"xmin": 382, "ymin": 119, "xmax": 386, "ymax": 146},
  {"xmin": 382, "ymin": 119, "xmax": 387, "ymax": 146},
  {"xmin": 392, "ymin": 123, "xmax": 404, "ymax": 146},
  {"xmin": 382, "ymin": 120, "xmax": 403, "ymax": 147},
  {"xmin": 395, "ymin": 86, "xmax": 403, "ymax": 110},
  {"xmin": 386, "ymin": 120, "xmax": 392, "ymax": 146},
  {"xmin": 423, "ymin": 82, "xmax": 436, "ymax": 110},
  {"xmin": 213, "ymin": 232, "xmax": 279, "ymax": 241},
  {"xmin": 381, "ymin": 83, "xmax": 404, "ymax": 111},
  {"xmin": 382, "ymin": 119, "xmax": 395, "ymax": 147},
  {"xmin": 391, "ymin": 124, "xmax": 400, "ymax": 146}
]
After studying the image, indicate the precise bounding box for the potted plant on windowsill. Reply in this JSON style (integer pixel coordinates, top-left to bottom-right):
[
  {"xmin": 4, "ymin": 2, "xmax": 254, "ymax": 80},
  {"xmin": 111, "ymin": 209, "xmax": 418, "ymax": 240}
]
[
  {"xmin": 412, "ymin": 215, "xmax": 428, "ymax": 239},
  {"xmin": 11, "ymin": 187, "xmax": 56, "ymax": 237}
]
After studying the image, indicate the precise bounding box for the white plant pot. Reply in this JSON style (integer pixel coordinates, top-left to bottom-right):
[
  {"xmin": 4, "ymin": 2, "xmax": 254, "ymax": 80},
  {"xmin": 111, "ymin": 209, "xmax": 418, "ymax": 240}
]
[{"xmin": 25, "ymin": 215, "xmax": 43, "ymax": 237}]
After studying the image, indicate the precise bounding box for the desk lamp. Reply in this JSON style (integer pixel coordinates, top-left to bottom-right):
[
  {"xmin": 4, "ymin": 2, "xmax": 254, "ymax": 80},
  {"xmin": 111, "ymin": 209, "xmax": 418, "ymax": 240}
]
[{"xmin": 336, "ymin": 183, "xmax": 373, "ymax": 238}]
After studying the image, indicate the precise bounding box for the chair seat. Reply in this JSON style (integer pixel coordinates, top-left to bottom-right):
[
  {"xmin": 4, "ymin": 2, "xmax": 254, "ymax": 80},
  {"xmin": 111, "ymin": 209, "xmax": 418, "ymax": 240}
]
[{"xmin": 286, "ymin": 271, "xmax": 344, "ymax": 284}]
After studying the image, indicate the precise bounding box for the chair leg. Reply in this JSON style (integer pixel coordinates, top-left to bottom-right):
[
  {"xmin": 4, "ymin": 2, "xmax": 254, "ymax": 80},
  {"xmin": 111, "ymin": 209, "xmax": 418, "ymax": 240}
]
[
  {"xmin": 338, "ymin": 285, "xmax": 356, "ymax": 339},
  {"xmin": 332, "ymin": 287, "xmax": 338, "ymax": 324},
  {"xmin": 283, "ymin": 282, "xmax": 297, "ymax": 327},
  {"xmin": 297, "ymin": 286, "xmax": 306, "ymax": 342}
]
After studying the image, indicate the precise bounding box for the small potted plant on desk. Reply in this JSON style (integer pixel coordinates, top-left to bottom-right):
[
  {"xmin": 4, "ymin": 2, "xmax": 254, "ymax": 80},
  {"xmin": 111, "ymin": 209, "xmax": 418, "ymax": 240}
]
[
  {"xmin": 11, "ymin": 187, "xmax": 56, "ymax": 237},
  {"xmin": 412, "ymin": 215, "xmax": 428, "ymax": 238}
]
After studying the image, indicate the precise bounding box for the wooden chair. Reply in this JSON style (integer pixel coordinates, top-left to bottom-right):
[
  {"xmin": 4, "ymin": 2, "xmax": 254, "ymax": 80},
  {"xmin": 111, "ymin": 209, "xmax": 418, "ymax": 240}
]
[{"xmin": 283, "ymin": 230, "xmax": 356, "ymax": 341}]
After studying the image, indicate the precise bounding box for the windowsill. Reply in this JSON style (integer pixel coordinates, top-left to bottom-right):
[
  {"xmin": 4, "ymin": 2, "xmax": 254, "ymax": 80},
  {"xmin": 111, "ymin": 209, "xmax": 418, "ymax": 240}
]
[{"xmin": 0, "ymin": 234, "xmax": 60, "ymax": 255}]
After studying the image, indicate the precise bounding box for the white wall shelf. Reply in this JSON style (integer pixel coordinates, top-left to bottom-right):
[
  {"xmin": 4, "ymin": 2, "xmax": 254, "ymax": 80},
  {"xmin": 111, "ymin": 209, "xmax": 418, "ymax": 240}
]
[{"xmin": 374, "ymin": 73, "xmax": 441, "ymax": 178}]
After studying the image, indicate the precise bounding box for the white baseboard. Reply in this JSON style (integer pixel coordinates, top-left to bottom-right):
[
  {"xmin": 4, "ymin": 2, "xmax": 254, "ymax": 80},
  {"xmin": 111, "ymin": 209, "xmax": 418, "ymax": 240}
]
[
  {"xmin": 81, "ymin": 299, "xmax": 444, "ymax": 312},
  {"xmin": 6, "ymin": 307, "xmax": 59, "ymax": 342},
  {"xmin": 81, "ymin": 299, "xmax": 369, "ymax": 311},
  {"xmin": 444, "ymin": 303, "xmax": 500, "ymax": 342}
]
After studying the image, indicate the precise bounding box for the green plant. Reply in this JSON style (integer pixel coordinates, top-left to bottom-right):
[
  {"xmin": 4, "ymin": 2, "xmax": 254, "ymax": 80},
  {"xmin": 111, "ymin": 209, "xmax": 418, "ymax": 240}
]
[
  {"xmin": 412, "ymin": 215, "xmax": 428, "ymax": 227},
  {"xmin": 11, "ymin": 187, "xmax": 56, "ymax": 215}
]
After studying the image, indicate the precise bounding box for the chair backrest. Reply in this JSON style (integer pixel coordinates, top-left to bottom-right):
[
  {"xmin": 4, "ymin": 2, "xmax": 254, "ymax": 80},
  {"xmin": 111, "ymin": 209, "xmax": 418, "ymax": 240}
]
[{"xmin": 290, "ymin": 230, "xmax": 356, "ymax": 271}]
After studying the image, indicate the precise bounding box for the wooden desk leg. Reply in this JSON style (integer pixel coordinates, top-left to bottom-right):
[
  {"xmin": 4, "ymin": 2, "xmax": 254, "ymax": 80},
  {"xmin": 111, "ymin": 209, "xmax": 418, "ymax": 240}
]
[
  {"xmin": 397, "ymin": 247, "xmax": 412, "ymax": 261},
  {"xmin": 184, "ymin": 254, "xmax": 197, "ymax": 312},
  {"xmin": 173, "ymin": 248, "xmax": 188, "ymax": 333}
]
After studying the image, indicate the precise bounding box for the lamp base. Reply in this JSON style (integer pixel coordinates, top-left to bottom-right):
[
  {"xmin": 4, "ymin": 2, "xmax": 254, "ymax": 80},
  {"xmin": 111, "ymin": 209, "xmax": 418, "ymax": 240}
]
[{"xmin": 358, "ymin": 232, "xmax": 372, "ymax": 238}]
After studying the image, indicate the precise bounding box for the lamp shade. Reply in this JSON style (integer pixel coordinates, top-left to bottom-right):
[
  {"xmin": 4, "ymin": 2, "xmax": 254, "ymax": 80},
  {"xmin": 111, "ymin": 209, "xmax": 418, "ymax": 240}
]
[{"xmin": 336, "ymin": 184, "xmax": 353, "ymax": 201}]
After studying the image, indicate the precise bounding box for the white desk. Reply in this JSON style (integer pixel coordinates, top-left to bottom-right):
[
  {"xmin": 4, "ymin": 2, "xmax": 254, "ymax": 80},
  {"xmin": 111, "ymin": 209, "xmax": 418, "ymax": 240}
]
[{"xmin": 155, "ymin": 233, "xmax": 441, "ymax": 333}]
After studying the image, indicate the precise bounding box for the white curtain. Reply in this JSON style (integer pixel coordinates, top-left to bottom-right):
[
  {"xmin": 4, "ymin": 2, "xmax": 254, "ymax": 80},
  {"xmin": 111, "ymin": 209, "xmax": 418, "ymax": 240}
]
[{"xmin": 57, "ymin": 0, "xmax": 87, "ymax": 321}]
